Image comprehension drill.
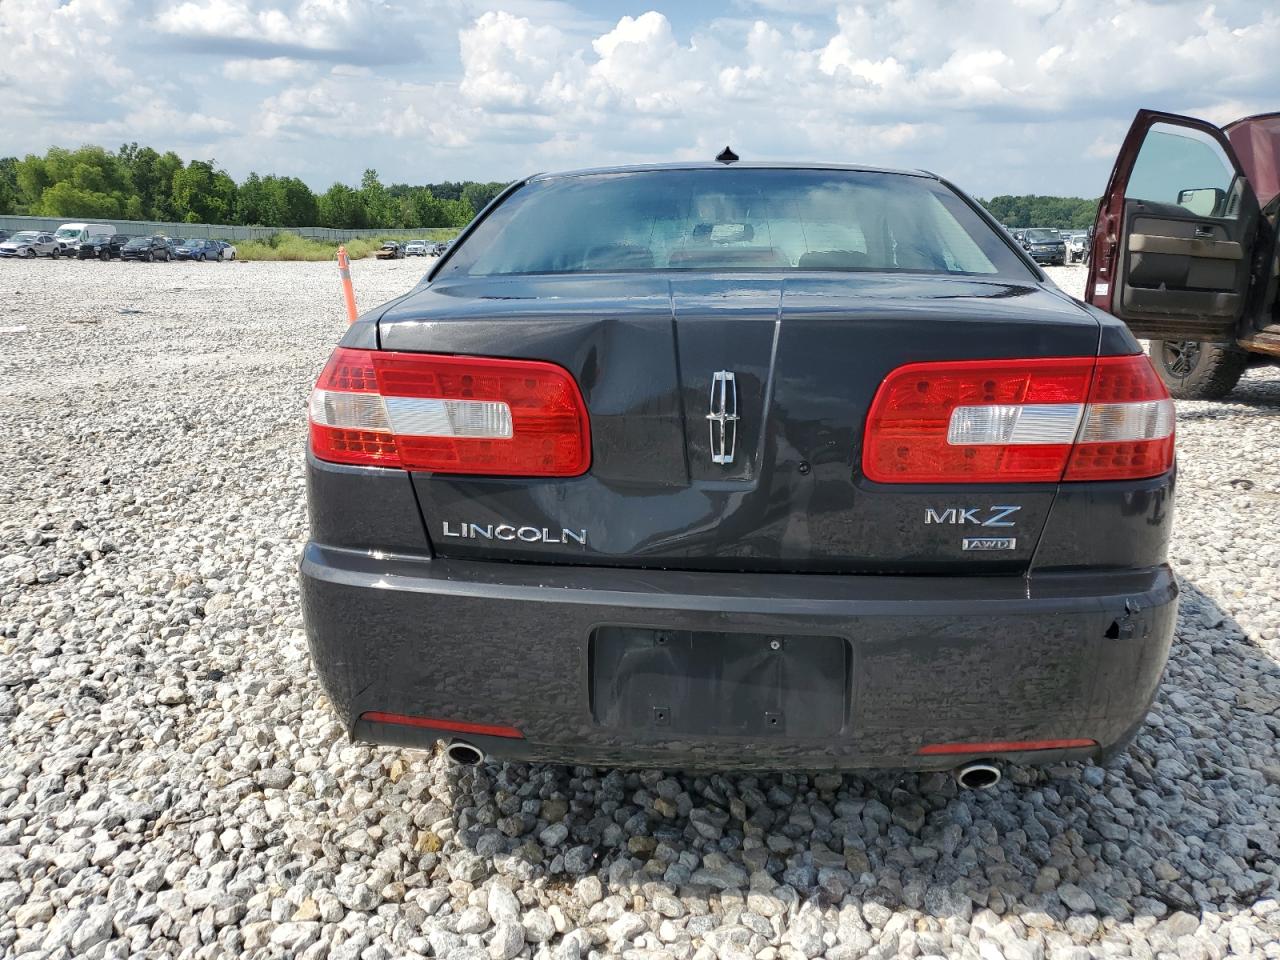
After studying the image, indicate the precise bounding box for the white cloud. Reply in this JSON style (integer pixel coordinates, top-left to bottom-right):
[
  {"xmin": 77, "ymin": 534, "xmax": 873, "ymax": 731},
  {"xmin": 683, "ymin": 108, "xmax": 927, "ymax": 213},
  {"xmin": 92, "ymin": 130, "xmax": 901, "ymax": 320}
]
[
  {"xmin": 152, "ymin": 0, "xmax": 424, "ymax": 63},
  {"xmin": 157, "ymin": 0, "xmax": 352, "ymax": 50},
  {"xmin": 2, "ymin": 0, "xmax": 1278, "ymax": 199},
  {"xmin": 222, "ymin": 56, "xmax": 310, "ymax": 82},
  {"xmin": 0, "ymin": 0, "xmax": 130, "ymax": 111},
  {"xmin": 1086, "ymin": 136, "xmax": 1123, "ymax": 160},
  {"xmin": 459, "ymin": 11, "xmax": 568, "ymax": 109},
  {"xmin": 120, "ymin": 104, "xmax": 237, "ymax": 137}
]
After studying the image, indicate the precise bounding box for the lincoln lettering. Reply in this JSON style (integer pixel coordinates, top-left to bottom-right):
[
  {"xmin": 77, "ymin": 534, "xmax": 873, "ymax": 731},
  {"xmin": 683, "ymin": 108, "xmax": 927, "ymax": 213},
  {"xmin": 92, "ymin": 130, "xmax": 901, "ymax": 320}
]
[{"xmin": 442, "ymin": 522, "xmax": 587, "ymax": 546}]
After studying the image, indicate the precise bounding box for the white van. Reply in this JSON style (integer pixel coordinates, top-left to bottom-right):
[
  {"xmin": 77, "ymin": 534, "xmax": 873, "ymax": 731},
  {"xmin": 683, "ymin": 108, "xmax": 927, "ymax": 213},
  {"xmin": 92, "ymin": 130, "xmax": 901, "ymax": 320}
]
[{"xmin": 53, "ymin": 222, "xmax": 117, "ymax": 249}]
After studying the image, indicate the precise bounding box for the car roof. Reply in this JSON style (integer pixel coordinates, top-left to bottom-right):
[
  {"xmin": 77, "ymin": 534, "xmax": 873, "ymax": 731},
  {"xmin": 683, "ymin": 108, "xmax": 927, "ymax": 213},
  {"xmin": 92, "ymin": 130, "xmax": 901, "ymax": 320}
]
[{"xmin": 527, "ymin": 161, "xmax": 936, "ymax": 182}]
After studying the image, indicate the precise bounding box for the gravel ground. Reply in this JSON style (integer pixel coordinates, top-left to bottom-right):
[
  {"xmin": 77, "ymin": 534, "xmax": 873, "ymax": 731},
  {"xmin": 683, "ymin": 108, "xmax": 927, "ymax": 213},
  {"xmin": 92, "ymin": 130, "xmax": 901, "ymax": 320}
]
[{"xmin": 1, "ymin": 258, "xmax": 1278, "ymax": 960}]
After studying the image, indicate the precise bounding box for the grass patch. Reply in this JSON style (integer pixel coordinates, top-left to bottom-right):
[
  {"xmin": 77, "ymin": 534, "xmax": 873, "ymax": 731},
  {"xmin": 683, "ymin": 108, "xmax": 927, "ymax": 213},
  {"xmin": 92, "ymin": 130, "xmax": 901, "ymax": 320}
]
[{"xmin": 235, "ymin": 230, "xmax": 459, "ymax": 261}]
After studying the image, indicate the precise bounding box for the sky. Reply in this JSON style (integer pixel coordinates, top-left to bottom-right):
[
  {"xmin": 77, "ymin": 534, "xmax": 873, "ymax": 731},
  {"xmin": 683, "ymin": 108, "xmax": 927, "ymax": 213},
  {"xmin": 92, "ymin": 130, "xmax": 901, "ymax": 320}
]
[{"xmin": 1, "ymin": 0, "xmax": 1277, "ymax": 198}]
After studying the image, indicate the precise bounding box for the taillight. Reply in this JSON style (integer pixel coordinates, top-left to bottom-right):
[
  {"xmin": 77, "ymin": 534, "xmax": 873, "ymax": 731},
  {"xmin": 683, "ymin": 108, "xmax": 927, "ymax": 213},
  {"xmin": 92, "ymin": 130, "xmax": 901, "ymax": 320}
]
[
  {"xmin": 309, "ymin": 348, "xmax": 591, "ymax": 476},
  {"xmin": 863, "ymin": 354, "xmax": 1173, "ymax": 484},
  {"xmin": 1062, "ymin": 355, "xmax": 1175, "ymax": 481}
]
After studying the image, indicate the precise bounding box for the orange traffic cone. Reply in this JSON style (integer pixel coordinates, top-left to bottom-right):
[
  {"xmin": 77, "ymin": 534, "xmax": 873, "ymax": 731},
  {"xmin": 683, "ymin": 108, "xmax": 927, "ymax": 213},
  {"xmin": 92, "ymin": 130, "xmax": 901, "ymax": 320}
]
[{"xmin": 337, "ymin": 245, "xmax": 358, "ymax": 325}]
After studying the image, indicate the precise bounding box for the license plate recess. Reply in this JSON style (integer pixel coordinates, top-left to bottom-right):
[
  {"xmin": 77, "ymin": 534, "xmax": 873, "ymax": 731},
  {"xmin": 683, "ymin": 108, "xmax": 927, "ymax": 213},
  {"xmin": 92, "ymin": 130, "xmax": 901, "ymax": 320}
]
[{"xmin": 589, "ymin": 626, "xmax": 848, "ymax": 737}]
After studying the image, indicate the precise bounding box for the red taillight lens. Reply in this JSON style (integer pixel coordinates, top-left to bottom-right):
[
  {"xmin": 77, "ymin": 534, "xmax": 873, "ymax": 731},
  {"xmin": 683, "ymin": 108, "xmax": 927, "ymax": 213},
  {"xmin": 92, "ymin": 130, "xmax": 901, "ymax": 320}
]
[
  {"xmin": 863, "ymin": 354, "xmax": 1173, "ymax": 484},
  {"xmin": 309, "ymin": 348, "xmax": 591, "ymax": 476},
  {"xmin": 1062, "ymin": 355, "xmax": 1175, "ymax": 481}
]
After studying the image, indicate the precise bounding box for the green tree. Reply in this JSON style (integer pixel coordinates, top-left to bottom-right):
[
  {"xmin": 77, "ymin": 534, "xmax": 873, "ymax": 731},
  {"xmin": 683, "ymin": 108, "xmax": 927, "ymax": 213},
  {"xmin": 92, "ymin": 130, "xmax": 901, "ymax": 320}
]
[
  {"xmin": 318, "ymin": 183, "xmax": 367, "ymax": 229},
  {"xmin": 0, "ymin": 157, "xmax": 18, "ymax": 214},
  {"xmin": 16, "ymin": 152, "xmax": 57, "ymax": 208},
  {"xmin": 34, "ymin": 181, "xmax": 123, "ymax": 219},
  {"xmin": 426, "ymin": 181, "xmax": 465, "ymax": 201},
  {"xmin": 236, "ymin": 172, "xmax": 276, "ymax": 225},
  {"xmin": 461, "ymin": 181, "xmax": 505, "ymax": 217},
  {"xmin": 5, "ymin": 140, "xmax": 516, "ymax": 229},
  {"xmin": 151, "ymin": 151, "xmax": 184, "ymax": 220},
  {"xmin": 236, "ymin": 174, "xmax": 319, "ymax": 227},
  {"xmin": 358, "ymin": 169, "xmax": 394, "ymax": 227},
  {"xmin": 981, "ymin": 195, "xmax": 1099, "ymax": 229},
  {"xmin": 18, "ymin": 146, "xmax": 134, "ymax": 219},
  {"xmin": 119, "ymin": 143, "xmax": 178, "ymax": 219},
  {"xmin": 275, "ymin": 176, "xmax": 318, "ymax": 226},
  {"xmin": 406, "ymin": 188, "xmax": 450, "ymax": 227},
  {"xmin": 171, "ymin": 160, "xmax": 237, "ymax": 223}
]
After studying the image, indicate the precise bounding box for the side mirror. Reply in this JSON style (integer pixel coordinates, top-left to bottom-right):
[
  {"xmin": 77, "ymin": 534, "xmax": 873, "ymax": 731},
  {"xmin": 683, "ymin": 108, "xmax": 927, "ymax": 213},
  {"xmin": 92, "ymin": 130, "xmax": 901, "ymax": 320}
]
[{"xmin": 1176, "ymin": 187, "xmax": 1225, "ymax": 217}]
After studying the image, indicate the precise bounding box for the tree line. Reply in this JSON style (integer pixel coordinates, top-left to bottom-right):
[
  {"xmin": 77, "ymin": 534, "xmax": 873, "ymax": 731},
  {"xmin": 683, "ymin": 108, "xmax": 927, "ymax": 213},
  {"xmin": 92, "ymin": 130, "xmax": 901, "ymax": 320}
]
[
  {"xmin": 0, "ymin": 144, "xmax": 507, "ymax": 230},
  {"xmin": 0, "ymin": 143, "xmax": 1100, "ymax": 232},
  {"xmin": 979, "ymin": 194, "xmax": 1099, "ymax": 229}
]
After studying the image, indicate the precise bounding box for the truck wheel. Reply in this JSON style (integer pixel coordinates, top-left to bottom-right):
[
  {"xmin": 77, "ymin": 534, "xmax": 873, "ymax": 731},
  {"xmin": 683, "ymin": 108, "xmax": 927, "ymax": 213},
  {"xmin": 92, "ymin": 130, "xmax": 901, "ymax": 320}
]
[{"xmin": 1150, "ymin": 339, "xmax": 1248, "ymax": 400}]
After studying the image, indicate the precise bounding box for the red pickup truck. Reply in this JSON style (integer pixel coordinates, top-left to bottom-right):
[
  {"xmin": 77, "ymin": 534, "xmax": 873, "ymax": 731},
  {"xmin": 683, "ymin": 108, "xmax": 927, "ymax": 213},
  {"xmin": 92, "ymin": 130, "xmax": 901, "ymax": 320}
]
[{"xmin": 1087, "ymin": 109, "xmax": 1280, "ymax": 399}]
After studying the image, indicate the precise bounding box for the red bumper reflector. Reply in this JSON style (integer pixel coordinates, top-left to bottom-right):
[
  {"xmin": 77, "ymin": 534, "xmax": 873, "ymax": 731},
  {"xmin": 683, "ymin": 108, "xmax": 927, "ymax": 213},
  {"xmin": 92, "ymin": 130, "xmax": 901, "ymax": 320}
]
[
  {"xmin": 918, "ymin": 738, "xmax": 1097, "ymax": 756},
  {"xmin": 359, "ymin": 711, "xmax": 524, "ymax": 739}
]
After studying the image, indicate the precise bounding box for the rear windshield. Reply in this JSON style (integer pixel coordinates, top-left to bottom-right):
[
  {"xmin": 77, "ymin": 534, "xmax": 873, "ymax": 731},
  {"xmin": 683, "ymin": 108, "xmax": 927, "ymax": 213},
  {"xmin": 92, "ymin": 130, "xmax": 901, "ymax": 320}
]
[{"xmin": 438, "ymin": 169, "xmax": 1032, "ymax": 279}]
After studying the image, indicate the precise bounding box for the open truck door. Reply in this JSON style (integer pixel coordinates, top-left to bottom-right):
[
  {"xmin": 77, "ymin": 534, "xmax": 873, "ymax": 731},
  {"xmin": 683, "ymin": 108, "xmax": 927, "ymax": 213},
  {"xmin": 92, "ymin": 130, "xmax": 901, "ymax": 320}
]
[{"xmin": 1086, "ymin": 109, "xmax": 1267, "ymax": 399}]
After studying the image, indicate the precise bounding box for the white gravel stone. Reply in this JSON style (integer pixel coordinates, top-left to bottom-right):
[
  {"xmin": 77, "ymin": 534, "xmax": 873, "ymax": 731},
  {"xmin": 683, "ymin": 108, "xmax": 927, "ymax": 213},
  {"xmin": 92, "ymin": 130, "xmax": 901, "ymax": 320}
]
[
  {"xmin": 0, "ymin": 259, "xmax": 1277, "ymax": 960},
  {"xmin": 490, "ymin": 920, "xmax": 527, "ymax": 959}
]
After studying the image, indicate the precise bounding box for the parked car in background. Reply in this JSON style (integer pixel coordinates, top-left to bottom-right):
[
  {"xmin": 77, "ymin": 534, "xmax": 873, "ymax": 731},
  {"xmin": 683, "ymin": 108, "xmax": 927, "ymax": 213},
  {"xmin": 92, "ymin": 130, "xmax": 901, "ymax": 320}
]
[
  {"xmin": 0, "ymin": 231, "xmax": 62, "ymax": 258},
  {"xmin": 303, "ymin": 160, "xmax": 1179, "ymax": 778},
  {"xmin": 1087, "ymin": 108, "xmax": 1280, "ymax": 399},
  {"xmin": 77, "ymin": 234, "xmax": 131, "ymax": 260},
  {"xmin": 431, "ymin": 240, "xmax": 453, "ymax": 256},
  {"xmin": 405, "ymin": 240, "xmax": 428, "ymax": 256},
  {"xmin": 53, "ymin": 222, "xmax": 116, "ymax": 251},
  {"xmin": 1065, "ymin": 231, "xmax": 1088, "ymax": 263},
  {"xmin": 120, "ymin": 236, "xmax": 172, "ymax": 261},
  {"xmin": 1020, "ymin": 228, "xmax": 1066, "ymax": 265},
  {"xmin": 213, "ymin": 240, "xmax": 237, "ymax": 261},
  {"xmin": 0, "ymin": 230, "xmax": 10, "ymax": 242},
  {"xmin": 161, "ymin": 237, "xmax": 185, "ymax": 258},
  {"xmin": 175, "ymin": 239, "xmax": 221, "ymax": 261},
  {"xmin": 375, "ymin": 241, "xmax": 406, "ymax": 260}
]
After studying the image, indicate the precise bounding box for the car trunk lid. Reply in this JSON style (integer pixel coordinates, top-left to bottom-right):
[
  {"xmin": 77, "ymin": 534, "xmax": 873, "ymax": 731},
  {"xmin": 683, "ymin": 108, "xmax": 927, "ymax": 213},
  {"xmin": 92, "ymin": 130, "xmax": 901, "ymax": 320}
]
[{"xmin": 378, "ymin": 272, "xmax": 1102, "ymax": 574}]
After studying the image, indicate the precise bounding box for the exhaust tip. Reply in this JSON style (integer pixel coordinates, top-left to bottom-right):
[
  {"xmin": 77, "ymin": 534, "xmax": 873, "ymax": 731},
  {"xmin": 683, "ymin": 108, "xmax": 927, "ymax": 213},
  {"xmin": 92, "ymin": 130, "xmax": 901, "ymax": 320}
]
[
  {"xmin": 444, "ymin": 741, "xmax": 484, "ymax": 766},
  {"xmin": 955, "ymin": 762, "xmax": 1002, "ymax": 790}
]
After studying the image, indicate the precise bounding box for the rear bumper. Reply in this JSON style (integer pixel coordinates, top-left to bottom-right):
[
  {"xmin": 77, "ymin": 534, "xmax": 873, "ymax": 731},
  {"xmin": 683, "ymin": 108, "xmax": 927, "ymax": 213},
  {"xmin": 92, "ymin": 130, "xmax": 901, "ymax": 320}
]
[{"xmin": 301, "ymin": 545, "xmax": 1177, "ymax": 772}]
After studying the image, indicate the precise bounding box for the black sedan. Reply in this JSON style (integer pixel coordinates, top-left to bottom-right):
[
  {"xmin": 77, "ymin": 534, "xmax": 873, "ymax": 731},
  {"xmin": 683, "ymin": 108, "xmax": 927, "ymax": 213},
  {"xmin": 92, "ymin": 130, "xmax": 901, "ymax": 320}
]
[
  {"xmin": 120, "ymin": 237, "xmax": 172, "ymax": 261},
  {"xmin": 76, "ymin": 234, "xmax": 131, "ymax": 260},
  {"xmin": 301, "ymin": 161, "xmax": 1177, "ymax": 780}
]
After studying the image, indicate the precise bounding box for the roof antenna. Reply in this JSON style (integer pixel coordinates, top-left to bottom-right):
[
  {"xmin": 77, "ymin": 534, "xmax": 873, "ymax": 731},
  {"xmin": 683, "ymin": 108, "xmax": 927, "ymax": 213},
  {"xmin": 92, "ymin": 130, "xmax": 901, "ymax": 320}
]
[{"xmin": 715, "ymin": 146, "xmax": 739, "ymax": 165}]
